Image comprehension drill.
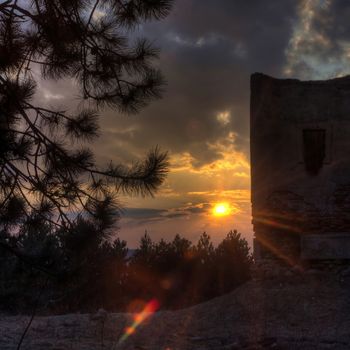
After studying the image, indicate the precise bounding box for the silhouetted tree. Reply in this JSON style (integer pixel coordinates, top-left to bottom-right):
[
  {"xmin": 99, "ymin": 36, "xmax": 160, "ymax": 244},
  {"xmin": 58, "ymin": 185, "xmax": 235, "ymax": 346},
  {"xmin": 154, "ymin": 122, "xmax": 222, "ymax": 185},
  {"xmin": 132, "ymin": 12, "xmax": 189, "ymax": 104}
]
[
  {"xmin": 58, "ymin": 220, "xmax": 129, "ymax": 311},
  {"xmin": 127, "ymin": 231, "xmax": 252, "ymax": 309},
  {"xmin": 0, "ymin": 229, "xmax": 253, "ymax": 312},
  {"xmin": 215, "ymin": 230, "xmax": 253, "ymax": 294},
  {"xmin": 195, "ymin": 232, "xmax": 214, "ymax": 261},
  {"xmin": 0, "ymin": 0, "xmax": 171, "ymax": 246},
  {"xmin": 0, "ymin": 220, "xmax": 62, "ymax": 313},
  {"xmin": 190, "ymin": 232, "xmax": 216, "ymax": 301}
]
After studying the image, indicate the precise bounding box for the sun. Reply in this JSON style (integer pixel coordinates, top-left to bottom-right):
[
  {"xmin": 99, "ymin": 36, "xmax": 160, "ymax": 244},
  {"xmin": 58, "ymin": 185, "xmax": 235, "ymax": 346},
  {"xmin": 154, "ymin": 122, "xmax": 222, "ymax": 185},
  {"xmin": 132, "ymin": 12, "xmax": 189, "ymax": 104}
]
[{"xmin": 213, "ymin": 203, "xmax": 230, "ymax": 217}]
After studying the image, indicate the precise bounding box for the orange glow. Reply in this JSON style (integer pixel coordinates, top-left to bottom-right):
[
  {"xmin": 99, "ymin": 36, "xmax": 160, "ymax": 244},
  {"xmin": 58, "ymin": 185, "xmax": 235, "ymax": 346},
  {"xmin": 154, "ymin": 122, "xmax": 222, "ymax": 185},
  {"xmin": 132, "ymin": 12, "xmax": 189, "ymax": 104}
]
[
  {"xmin": 213, "ymin": 202, "xmax": 230, "ymax": 217},
  {"xmin": 118, "ymin": 299, "xmax": 160, "ymax": 344}
]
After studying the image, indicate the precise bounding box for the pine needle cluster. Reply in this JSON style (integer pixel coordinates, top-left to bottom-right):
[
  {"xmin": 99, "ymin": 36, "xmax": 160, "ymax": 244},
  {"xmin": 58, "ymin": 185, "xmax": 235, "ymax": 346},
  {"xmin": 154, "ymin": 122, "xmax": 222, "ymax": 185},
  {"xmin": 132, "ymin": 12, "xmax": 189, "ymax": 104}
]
[{"xmin": 0, "ymin": 0, "xmax": 171, "ymax": 241}]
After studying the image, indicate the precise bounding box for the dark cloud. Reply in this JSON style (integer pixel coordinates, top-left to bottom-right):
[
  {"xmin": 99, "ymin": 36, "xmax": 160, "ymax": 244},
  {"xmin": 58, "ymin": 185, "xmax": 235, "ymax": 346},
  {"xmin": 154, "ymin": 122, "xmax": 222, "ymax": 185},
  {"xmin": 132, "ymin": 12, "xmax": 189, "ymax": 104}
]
[
  {"xmin": 93, "ymin": 0, "xmax": 298, "ymax": 168},
  {"xmin": 92, "ymin": 0, "xmax": 350, "ymax": 171},
  {"xmin": 330, "ymin": 0, "xmax": 350, "ymax": 38},
  {"xmin": 28, "ymin": 1, "xmax": 320, "ymax": 246},
  {"xmin": 122, "ymin": 202, "xmax": 211, "ymax": 226},
  {"xmin": 283, "ymin": 0, "xmax": 350, "ymax": 79},
  {"xmin": 324, "ymin": 0, "xmax": 350, "ymax": 67},
  {"xmin": 121, "ymin": 208, "xmax": 170, "ymax": 228},
  {"xmin": 35, "ymin": 1, "xmax": 299, "ymax": 169},
  {"xmin": 184, "ymin": 203, "xmax": 211, "ymax": 214},
  {"xmin": 163, "ymin": 212, "xmax": 187, "ymax": 219},
  {"xmin": 123, "ymin": 208, "xmax": 168, "ymax": 219},
  {"xmin": 156, "ymin": 0, "xmax": 297, "ymax": 70}
]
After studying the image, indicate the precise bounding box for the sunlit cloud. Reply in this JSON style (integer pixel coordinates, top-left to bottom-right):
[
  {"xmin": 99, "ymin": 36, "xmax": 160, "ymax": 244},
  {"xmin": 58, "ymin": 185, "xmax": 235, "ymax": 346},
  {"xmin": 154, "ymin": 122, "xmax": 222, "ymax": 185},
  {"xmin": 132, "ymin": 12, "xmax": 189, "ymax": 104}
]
[
  {"xmin": 169, "ymin": 152, "xmax": 196, "ymax": 173},
  {"xmin": 119, "ymin": 134, "xmax": 251, "ymax": 230},
  {"xmin": 216, "ymin": 110, "xmax": 231, "ymax": 126},
  {"xmin": 156, "ymin": 187, "xmax": 181, "ymax": 198},
  {"xmin": 187, "ymin": 189, "xmax": 250, "ymax": 203},
  {"xmin": 170, "ymin": 132, "xmax": 249, "ymax": 176},
  {"xmin": 233, "ymin": 172, "xmax": 249, "ymax": 178},
  {"xmin": 200, "ymin": 139, "xmax": 249, "ymax": 177}
]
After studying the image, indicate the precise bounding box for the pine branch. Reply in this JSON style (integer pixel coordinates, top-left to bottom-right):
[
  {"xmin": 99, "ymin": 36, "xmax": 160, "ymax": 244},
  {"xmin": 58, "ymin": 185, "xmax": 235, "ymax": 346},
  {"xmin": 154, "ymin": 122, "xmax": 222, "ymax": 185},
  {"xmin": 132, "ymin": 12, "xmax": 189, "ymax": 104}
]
[{"xmin": 0, "ymin": 0, "xmax": 171, "ymax": 235}]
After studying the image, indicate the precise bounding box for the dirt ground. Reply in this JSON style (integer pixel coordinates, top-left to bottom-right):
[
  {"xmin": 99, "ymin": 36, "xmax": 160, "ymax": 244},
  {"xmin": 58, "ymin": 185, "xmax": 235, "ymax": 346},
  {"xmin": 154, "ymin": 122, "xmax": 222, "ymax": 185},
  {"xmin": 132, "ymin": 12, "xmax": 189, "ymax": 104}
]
[{"xmin": 2, "ymin": 269, "xmax": 350, "ymax": 349}]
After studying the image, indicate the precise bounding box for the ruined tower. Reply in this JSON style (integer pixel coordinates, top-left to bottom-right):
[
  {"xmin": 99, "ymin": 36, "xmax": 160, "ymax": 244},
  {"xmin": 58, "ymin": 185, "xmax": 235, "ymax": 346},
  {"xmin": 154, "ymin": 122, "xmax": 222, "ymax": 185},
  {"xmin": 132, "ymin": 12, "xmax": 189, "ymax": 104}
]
[{"xmin": 251, "ymin": 73, "xmax": 350, "ymax": 267}]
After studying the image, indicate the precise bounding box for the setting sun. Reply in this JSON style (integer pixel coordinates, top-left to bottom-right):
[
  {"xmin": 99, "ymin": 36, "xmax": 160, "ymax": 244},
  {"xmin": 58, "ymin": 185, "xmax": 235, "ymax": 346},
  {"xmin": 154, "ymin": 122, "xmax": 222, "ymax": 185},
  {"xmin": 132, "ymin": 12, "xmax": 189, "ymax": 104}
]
[{"xmin": 213, "ymin": 203, "xmax": 230, "ymax": 217}]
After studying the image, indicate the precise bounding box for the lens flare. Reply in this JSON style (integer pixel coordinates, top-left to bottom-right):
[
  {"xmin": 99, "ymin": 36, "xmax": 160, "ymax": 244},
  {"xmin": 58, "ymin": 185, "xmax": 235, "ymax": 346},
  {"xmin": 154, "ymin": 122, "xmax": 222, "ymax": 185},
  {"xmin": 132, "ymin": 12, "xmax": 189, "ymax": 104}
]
[{"xmin": 118, "ymin": 299, "xmax": 160, "ymax": 344}]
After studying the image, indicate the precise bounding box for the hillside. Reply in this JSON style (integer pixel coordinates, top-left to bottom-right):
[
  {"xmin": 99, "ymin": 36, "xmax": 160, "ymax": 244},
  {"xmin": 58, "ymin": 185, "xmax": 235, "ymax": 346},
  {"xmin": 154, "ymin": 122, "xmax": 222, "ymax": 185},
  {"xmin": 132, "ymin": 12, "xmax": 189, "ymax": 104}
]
[{"xmin": 2, "ymin": 269, "xmax": 350, "ymax": 350}]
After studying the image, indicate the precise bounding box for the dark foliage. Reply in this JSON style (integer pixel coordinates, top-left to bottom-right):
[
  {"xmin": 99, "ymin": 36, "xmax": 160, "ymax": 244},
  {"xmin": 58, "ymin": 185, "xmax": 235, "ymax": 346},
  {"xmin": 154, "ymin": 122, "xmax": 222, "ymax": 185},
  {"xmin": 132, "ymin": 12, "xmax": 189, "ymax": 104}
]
[
  {"xmin": 128, "ymin": 230, "xmax": 252, "ymax": 308},
  {"xmin": 0, "ymin": 229, "xmax": 252, "ymax": 313},
  {"xmin": 0, "ymin": 0, "xmax": 171, "ymax": 241}
]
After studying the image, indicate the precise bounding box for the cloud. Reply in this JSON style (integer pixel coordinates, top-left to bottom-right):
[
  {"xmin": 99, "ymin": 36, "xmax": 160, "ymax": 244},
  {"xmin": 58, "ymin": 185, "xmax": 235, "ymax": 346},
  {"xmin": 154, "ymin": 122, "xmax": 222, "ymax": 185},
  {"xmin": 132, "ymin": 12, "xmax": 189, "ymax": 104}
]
[
  {"xmin": 216, "ymin": 110, "xmax": 231, "ymax": 126},
  {"xmin": 122, "ymin": 202, "xmax": 211, "ymax": 224},
  {"xmin": 283, "ymin": 0, "xmax": 350, "ymax": 79},
  {"xmin": 122, "ymin": 208, "xmax": 168, "ymax": 219},
  {"xmin": 28, "ymin": 0, "xmax": 307, "ymax": 246},
  {"xmin": 120, "ymin": 189, "xmax": 249, "ymax": 234},
  {"xmin": 31, "ymin": 0, "xmax": 299, "ymax": 176},
  {"xmin": 121, "ymin": 199, "xmax": 244, "ymax": 232},
  {"xmin": 187, "ymin": 189, "xmax": 250, "ymax": 202},
  {"xmin": 91, "ymin": 0, "xmax": 298, "ymax": 172},
  {"xmin": 43, "ymin": 92, "xmax": 64, "ymax": 100}
]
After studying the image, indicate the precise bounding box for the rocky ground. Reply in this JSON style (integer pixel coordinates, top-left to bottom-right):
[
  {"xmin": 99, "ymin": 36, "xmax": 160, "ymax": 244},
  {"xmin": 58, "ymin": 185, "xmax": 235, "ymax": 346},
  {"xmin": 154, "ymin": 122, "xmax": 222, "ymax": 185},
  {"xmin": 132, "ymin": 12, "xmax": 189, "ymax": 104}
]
[{"xmin": 2, "ymin": 268, "xmax": 350, "ymax": 349}]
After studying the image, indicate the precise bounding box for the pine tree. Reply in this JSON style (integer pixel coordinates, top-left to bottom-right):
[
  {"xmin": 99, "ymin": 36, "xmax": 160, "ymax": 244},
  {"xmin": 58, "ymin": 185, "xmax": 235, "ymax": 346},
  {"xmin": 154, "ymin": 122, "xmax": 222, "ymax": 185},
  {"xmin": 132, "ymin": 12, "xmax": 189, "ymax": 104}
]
[{"xmin": 0, "ymin": 0, "xmax": 172, "ymax": 242}]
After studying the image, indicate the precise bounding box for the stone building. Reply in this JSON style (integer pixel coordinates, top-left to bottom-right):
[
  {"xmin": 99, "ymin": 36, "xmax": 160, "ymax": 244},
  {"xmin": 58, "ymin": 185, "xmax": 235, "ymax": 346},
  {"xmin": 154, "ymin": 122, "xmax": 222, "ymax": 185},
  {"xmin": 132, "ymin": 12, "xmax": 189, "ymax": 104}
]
[{"xmin": 251, "ymin": 73, "xmax": 350, "ymax": 267}]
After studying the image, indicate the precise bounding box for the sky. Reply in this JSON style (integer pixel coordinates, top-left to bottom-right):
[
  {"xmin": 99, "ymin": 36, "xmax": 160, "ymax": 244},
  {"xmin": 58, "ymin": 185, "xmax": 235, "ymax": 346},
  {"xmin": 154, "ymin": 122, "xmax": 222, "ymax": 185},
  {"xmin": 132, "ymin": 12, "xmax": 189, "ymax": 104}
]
[{"xmin": 39, "ymin": 0, "xmax": 350, "ymax": 248}]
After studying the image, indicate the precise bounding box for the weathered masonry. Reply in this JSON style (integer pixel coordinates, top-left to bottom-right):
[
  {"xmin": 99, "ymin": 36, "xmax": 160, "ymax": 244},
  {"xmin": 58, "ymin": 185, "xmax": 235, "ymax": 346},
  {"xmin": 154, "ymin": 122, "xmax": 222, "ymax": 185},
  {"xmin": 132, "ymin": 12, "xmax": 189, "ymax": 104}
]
[{"xmin": 251, "ymin": 73, "xmax": 350, "ymax": 266}]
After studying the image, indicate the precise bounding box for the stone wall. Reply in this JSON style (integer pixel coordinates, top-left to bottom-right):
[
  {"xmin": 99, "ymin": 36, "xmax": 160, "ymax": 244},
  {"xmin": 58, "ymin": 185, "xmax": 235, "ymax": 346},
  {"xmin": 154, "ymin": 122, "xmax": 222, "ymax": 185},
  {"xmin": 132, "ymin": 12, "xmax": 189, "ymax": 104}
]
[{"xmin": 250, "ymin": 73, "xmax": 350, "ymax": 264}]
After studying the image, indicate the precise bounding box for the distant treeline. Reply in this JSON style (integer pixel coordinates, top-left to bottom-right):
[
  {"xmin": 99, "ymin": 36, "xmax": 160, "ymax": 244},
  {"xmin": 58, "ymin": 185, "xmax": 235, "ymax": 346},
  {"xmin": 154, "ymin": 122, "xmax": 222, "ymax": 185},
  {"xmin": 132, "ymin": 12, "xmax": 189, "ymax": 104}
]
[{"xmin": 0, "ymin": 221, "xmax": 252, "ymax": 314}]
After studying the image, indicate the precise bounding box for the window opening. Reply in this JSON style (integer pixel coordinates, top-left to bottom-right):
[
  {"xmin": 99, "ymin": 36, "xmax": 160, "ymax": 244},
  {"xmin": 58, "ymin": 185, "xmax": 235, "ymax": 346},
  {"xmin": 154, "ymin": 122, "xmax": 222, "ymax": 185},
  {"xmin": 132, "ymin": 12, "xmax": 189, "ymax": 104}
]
[{"xmin": 303, "ymin": 129, "xmax": 326, "ymax": 175}]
